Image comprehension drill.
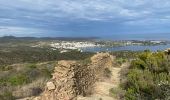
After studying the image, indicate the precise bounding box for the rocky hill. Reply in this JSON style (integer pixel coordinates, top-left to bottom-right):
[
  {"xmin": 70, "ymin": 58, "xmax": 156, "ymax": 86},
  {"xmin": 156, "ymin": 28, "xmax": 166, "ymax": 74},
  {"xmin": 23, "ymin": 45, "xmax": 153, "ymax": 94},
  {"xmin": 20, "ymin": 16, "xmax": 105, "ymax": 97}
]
[{"xmin": 32, "ymin": 53, "xmax": 115, "ymax": 100}]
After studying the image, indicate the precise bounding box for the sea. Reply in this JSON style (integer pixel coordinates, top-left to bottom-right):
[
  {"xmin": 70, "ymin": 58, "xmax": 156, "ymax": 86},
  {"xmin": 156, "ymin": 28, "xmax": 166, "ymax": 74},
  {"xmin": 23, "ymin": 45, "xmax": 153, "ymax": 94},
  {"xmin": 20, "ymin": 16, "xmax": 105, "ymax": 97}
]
[
  {"xmin": 82, "ymin": 33, "xmax": 170, "ymax": 52},
  {"xmin": 81, "ymin": 44, "xmax": 170, "ymax": 52}
]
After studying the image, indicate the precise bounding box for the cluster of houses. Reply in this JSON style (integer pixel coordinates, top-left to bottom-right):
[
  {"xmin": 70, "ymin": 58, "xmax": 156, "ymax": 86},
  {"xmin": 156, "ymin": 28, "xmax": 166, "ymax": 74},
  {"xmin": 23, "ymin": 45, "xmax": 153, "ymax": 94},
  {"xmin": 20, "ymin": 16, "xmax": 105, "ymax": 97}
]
[{"xmin": 50, "ymin": 41, "xmax": 101, "ymax": 53}]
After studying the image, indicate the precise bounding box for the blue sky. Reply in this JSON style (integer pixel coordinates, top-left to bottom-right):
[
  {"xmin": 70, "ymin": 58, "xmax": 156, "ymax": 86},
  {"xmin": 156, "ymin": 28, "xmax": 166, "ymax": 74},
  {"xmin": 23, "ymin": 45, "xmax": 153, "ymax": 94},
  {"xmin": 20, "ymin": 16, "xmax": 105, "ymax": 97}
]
[{"xmin": 0, "ymin": 0, "xmax": 170, "ymax": 38}]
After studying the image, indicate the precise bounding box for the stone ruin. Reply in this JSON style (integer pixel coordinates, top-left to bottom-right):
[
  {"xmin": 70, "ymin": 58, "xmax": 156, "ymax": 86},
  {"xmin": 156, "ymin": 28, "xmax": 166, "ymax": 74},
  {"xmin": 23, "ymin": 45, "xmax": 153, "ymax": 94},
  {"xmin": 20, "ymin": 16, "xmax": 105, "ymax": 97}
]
[{"xmin": 35, "ymin": 53, "xmax": 115, "ymax": 100}]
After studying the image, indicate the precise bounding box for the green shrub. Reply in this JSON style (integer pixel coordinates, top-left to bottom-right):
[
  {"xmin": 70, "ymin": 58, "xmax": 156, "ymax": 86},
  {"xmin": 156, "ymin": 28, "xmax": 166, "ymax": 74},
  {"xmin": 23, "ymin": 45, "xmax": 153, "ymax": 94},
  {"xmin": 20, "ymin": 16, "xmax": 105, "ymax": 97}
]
[
  {"xmin": 116, "ymin": 58, "xmax": 127, "ymax": 65},
  {"xmin": 8, "ymin": 74, "xmax": 30, "ymax": 86},
  {"xmin": 0, "ymin": 65, "xmax": 12, "ymax": 71},
  {"xmin": 110, "ymin": 87, "xmax": 125, "ymax": 99},
  {"xmin": 0, "ymin": 78, "xmax": 7, "ymax": 86},
  {"xmin": 124, "ymin": 51, "xmax": 170, "ymax": 100},
  {"xmin": 0, "ymin": 47, "xmax": 94, "ymax": 66},
  {"xmin": 130, "ymin": 59, "xmax": 147, "ymax": 70},
  {"xmin": 125, "ymin": 88, "xmax": 137, "ymax": 100},
  {"xmin": 27, "ymin": 63, "xmax": 37, "ymax": 69},
  {"xmin": 0, "ymin": 91, "xmax": 15, "ymax": 100}
]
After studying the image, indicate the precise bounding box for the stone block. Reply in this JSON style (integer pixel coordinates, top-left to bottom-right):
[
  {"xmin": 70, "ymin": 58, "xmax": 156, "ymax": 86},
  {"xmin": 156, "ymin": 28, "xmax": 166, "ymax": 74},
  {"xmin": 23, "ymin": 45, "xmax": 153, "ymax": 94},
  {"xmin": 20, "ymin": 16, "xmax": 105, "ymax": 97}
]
[{"xmin": 47, "ymin": 82, "xmax": 56, "ymax": 90}]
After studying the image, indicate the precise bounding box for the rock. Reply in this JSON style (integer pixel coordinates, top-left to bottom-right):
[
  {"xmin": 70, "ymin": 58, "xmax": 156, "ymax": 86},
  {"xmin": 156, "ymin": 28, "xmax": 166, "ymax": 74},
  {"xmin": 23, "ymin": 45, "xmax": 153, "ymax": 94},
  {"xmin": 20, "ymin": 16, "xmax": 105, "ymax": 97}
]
[
  {"xmin": 165, "ymin": 48, "xmax": 170, "ymax": 54},
  {"xmin": 33, "ymin": 97, "xmax": 41, "ymax": 100},
  {"xmin": 34, "ymin": 53, "xmax": 115, "ymax": 100},
  {"xmin": 47, "ymin": 82, "xmax": 55, "ymax": 90}
]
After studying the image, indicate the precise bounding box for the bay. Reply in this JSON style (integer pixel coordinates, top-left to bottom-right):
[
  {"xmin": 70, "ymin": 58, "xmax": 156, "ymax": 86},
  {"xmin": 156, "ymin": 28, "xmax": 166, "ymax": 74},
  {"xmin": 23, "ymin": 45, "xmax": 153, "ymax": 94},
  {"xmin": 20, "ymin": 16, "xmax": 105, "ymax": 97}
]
[{"xmin": 81, "ymin": 44, "xmax": 170, "ymax": 52}]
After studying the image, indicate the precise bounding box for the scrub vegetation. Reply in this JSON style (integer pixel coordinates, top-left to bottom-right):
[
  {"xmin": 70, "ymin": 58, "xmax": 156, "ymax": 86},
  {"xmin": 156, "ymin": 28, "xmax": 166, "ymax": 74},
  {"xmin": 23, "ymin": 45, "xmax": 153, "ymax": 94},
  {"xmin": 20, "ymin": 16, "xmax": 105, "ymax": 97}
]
[{"xmin": 121, "ymin": 51, "xmax": 170, "ymax": 100}]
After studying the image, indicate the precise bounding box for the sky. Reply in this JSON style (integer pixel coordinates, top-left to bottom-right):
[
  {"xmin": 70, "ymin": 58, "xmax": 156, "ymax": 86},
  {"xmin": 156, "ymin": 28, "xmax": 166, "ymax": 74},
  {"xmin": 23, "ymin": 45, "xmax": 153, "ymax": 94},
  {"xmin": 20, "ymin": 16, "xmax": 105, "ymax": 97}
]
[{"xmin": 0, "ymin": 0, "xmax": 170, "ymax": 39}]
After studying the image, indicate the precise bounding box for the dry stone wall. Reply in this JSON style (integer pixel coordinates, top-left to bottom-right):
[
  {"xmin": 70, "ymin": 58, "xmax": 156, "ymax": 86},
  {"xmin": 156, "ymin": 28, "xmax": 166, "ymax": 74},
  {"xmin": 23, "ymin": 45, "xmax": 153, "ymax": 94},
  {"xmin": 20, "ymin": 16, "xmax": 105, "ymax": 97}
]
[{"xmin": 35, "ymin": 53, "xmax": 115, "ymax": 100}]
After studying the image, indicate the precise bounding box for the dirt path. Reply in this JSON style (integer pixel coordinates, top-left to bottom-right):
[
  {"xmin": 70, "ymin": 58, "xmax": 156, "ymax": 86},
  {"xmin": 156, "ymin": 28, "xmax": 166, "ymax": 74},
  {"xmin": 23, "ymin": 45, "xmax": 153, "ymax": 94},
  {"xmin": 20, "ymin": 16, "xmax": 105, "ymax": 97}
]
[{"xmin": 77, "ymin": 63, "xmax": 129, "ymax": 100}]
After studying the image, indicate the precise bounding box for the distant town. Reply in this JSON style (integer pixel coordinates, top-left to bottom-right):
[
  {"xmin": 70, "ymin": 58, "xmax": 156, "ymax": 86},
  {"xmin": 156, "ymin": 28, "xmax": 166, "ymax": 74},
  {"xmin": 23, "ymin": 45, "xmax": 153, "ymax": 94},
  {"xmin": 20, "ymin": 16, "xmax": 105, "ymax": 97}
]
[
  {"xmin": 30, "ymin": 38, "xmax": 169, "ymax": 53},
  {"xmin": 0, "ymin": 36, "xmax": 169, "ymax": 53}
]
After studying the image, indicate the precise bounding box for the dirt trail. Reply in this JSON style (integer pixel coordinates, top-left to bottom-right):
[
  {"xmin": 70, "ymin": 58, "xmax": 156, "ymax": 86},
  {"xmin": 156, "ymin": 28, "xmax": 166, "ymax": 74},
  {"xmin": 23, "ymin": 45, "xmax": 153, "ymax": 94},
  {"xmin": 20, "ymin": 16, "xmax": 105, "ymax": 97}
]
[{"xmin": 77, "ymin": 63, "xmax": 129, "ymax": 100}]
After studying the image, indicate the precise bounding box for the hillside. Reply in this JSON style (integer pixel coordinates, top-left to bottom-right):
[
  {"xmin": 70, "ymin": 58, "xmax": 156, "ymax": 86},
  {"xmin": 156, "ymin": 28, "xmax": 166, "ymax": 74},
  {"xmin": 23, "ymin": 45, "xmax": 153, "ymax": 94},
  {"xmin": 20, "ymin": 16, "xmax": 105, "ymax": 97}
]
[{"xmin": 0, "ymin": 49, "xmax": 169, "ymax": 100}]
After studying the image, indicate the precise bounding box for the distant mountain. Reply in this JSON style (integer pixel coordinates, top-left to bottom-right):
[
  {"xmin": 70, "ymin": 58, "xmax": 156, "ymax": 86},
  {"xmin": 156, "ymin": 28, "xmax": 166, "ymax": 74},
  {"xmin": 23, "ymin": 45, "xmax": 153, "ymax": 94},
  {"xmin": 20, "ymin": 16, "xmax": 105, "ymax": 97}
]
[{"xmin": 0, "ymin": 36, "xmax": 99, "ymax": 41}]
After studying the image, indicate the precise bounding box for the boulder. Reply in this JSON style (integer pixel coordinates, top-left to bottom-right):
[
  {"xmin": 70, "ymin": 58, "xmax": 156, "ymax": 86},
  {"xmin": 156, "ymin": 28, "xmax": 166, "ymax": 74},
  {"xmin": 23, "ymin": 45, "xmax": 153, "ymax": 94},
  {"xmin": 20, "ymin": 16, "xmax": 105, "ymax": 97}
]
[
  {"xmin": 165, "ymin": 48, "xmax": 170, "ymax": 54},
  {"xmin": 47, "ymin": 82, "xmax": 55, "ymax": 90}
]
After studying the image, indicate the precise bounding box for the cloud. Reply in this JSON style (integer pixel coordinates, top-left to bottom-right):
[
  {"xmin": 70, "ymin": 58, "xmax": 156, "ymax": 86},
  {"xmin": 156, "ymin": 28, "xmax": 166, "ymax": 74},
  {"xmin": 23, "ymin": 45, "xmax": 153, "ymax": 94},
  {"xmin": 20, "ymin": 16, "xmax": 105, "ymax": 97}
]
[
  {"xmin": 0, "ymin": 0, "xmax": 154, "ymax": 20},
  {"xmin": 0, "ymin": 0, "xmax": 170, "ymax": 36},
  {"xmin": 0, "ymin": 26, "xmax": 42, "ymax": 36},
  {"xmin": 0, "ymin": 26, "xmax": 62, "ymax": 37}
]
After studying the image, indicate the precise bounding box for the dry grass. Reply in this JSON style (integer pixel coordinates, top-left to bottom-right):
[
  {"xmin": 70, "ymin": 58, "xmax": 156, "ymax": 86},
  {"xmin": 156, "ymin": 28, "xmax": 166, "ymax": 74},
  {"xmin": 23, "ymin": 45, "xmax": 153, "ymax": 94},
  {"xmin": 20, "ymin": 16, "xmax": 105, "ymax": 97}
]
[{"xmin": 12, "ymin": 78, "xmax": 48, "ymax": 99}]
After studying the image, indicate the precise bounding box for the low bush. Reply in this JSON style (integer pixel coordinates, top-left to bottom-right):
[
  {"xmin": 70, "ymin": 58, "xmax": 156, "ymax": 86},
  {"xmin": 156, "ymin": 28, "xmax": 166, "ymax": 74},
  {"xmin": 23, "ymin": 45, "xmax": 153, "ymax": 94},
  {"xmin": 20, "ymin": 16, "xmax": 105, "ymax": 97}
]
[
  {"xmin": 116, "ymin": 58, "xmax": 127, "ymax": 65},
  {"xmin": 110, "ymin": 87, "xmax": 125, "ymax": 99},
  {"xmin": 0, "ymin": 91, "xmax": 15, "ymax": 100},
  {"xmin": 8, "ymin": 74, "xmax": 30, "ymax": 86},
  {"xmin": 124, "ymin": 51, "xmax": 170, "ymax": 100},
  {"xmin": 27, "ymin": 63, "xmax": 37, "ymax": 69},
  {"xmin": 0, "ymin": 61, "xmax": 56, "ymax": 99}
]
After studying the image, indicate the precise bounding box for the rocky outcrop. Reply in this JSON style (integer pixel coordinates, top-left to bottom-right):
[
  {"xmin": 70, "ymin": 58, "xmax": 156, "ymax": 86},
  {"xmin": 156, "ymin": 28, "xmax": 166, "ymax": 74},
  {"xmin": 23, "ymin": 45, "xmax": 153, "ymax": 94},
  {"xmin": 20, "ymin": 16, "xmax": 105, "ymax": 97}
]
[
  {"xmin": 35, "ymin": 53, "xmax": 115, "ymax": 100},
  {"xmin": 165, "ymin": 48, "xmax": 170, "ymax": 55}
]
